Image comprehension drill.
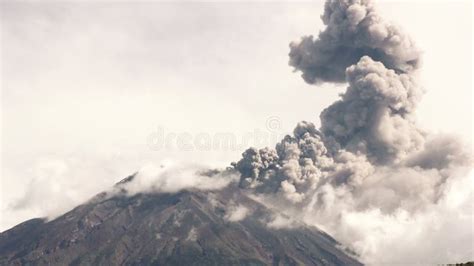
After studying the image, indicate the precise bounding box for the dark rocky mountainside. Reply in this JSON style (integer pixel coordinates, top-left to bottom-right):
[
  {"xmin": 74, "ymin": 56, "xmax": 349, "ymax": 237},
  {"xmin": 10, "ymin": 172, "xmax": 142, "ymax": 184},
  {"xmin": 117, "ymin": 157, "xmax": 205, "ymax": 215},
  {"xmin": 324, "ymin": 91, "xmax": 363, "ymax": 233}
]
[{"xmin": 0, "ymin": 178, "xmax": 362, "ymax": 265}]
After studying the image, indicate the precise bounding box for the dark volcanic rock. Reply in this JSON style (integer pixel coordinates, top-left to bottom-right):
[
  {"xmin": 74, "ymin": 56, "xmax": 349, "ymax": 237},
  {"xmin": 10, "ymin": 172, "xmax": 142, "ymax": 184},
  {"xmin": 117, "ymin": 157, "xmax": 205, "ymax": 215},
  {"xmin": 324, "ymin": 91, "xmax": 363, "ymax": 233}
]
[{"xmin": 0, "ymin": 182, "xmax": 362, "ymax": 265}]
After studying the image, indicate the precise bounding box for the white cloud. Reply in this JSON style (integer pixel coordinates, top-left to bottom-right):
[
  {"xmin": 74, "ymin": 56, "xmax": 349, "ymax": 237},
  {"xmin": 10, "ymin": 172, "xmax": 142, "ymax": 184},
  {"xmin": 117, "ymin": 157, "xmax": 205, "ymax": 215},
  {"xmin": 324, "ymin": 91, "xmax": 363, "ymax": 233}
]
[
  {"xmin": 224, "ymin": 204, "xmax": 250, "ymax": 222},
  {"xmin": 122, "ymin": 162, "xmax": 237, "ymax": 195}
]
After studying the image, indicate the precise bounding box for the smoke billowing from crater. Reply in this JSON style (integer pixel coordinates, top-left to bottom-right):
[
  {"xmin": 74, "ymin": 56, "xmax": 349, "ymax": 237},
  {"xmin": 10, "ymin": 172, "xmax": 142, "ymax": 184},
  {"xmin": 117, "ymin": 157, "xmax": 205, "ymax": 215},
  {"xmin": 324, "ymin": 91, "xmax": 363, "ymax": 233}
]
[
  {"xmin": 234, "ymin": 0, "xmax": 473, "ymax": 264},
  {"xmin": 4, "ymin": 1, "xmax": 471, "ymax": 264}
]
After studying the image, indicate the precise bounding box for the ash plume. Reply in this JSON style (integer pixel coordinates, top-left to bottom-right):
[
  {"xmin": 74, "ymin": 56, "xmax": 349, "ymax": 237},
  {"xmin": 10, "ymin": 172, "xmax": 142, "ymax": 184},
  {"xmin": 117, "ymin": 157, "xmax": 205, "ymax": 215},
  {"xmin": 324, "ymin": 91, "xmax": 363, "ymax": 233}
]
[
  {"xmin": 289, "ymin": 0, "xmax": 421, "ymax": 84},
  {"xmin": 321, "ymin": 55, "xmax": 425, "ymax": 162},
  {"xmin": 5, "ymin": 0, "xmax": 470, "ymax": 264},
  {"xmin": 234, "ymin": 0, "xmax": 473, "ymax": 264}
]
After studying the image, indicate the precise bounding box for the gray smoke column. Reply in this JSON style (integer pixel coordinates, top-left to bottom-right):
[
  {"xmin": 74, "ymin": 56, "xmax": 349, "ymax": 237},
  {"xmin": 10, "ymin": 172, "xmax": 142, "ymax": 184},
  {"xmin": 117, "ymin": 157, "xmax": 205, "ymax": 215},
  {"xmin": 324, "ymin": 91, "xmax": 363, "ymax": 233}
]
[
  {"xmin": 235, "ymin": 0, "xmax": 431, "ymax": 194},
  {"xmin": 289, "ymin": 0, "xmax": 421, "ymax": 84},
  {"xmin": 288, "ymin": 0, "xmax": 427, "ymax": 163},
  {"xmin": 233, "ymin": 0, "xmax": 473, "ymax": 263},
  {"xmin": 320, "ymin": 55, "xmax": 425, "ymax": 162}
]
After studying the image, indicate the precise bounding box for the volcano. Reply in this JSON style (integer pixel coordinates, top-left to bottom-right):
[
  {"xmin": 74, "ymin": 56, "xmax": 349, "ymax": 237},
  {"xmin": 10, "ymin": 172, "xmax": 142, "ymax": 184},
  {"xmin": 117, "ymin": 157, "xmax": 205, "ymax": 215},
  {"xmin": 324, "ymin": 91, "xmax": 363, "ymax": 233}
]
[{"xmin": 0, "ymin": 175, "xmax": 361, "ymax": 265}]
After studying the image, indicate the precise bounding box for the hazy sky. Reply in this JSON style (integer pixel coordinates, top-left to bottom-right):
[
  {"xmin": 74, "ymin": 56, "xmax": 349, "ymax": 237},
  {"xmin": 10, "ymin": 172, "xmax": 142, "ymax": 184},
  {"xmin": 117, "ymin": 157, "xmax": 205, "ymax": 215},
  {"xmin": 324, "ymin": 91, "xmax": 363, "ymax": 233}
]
[{"xmin": 0, "ymin": 0, "xmax": 472, "ymax": 231}]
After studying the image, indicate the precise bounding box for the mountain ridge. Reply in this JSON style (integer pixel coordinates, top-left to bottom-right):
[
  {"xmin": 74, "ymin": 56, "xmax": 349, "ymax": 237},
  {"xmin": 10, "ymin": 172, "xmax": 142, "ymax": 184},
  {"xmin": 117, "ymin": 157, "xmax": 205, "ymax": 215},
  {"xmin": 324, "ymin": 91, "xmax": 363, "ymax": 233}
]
[{"xmin": 0, "ymin": 176, "xmax": 362, "ymax": 266}]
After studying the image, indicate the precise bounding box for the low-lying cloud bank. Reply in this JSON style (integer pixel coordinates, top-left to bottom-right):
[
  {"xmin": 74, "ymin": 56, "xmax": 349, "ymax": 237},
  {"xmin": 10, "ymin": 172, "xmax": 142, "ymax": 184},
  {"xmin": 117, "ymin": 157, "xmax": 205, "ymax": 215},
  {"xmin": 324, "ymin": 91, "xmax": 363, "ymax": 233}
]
[
  {"xmin": 2, "ymin": 159, "xmax": 236, "ymax": 231},
  {"xmin": 121, "ymin": 162, "xmax": 237, "ymax": 195},
  {"xmin": 232, "ymin": 0, "xmax": 473, "ymax": 264}
]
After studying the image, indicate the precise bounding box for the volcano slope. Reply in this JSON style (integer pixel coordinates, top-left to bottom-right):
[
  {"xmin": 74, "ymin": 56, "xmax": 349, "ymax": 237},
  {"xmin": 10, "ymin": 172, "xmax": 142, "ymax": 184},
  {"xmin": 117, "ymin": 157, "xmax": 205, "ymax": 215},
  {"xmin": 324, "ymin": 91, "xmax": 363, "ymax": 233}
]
[{"xmin": 0, "ymin": 176, "xmax": 361, "ymax": 266}]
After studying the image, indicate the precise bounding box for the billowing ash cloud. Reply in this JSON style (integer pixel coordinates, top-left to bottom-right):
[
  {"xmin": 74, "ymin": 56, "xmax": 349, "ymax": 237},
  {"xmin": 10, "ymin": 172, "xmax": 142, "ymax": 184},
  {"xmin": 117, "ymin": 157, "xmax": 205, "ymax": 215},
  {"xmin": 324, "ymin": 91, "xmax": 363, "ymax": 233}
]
[
  {"xmin": 234, "ymin": 0, "xmax": 471, "ymax": 206},
  {"xmin": 234, "ymin": 0, "xmax": 473, "ymax": 264},
  {"xmin": 289, "ymin": 0, "xmax": 421, "ymax": 84},
  {"xmin": 321, "ymin": 56, "xmax": 425, "ymax": 162}
]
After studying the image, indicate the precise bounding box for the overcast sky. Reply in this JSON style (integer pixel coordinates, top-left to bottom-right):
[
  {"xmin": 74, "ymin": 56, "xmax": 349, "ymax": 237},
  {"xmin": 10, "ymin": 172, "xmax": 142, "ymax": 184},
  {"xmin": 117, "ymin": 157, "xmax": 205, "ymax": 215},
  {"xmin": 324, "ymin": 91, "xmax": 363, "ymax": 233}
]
[{"xmin": 0, "ymin": 0, "xmax": 472, "ymax": 231}]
